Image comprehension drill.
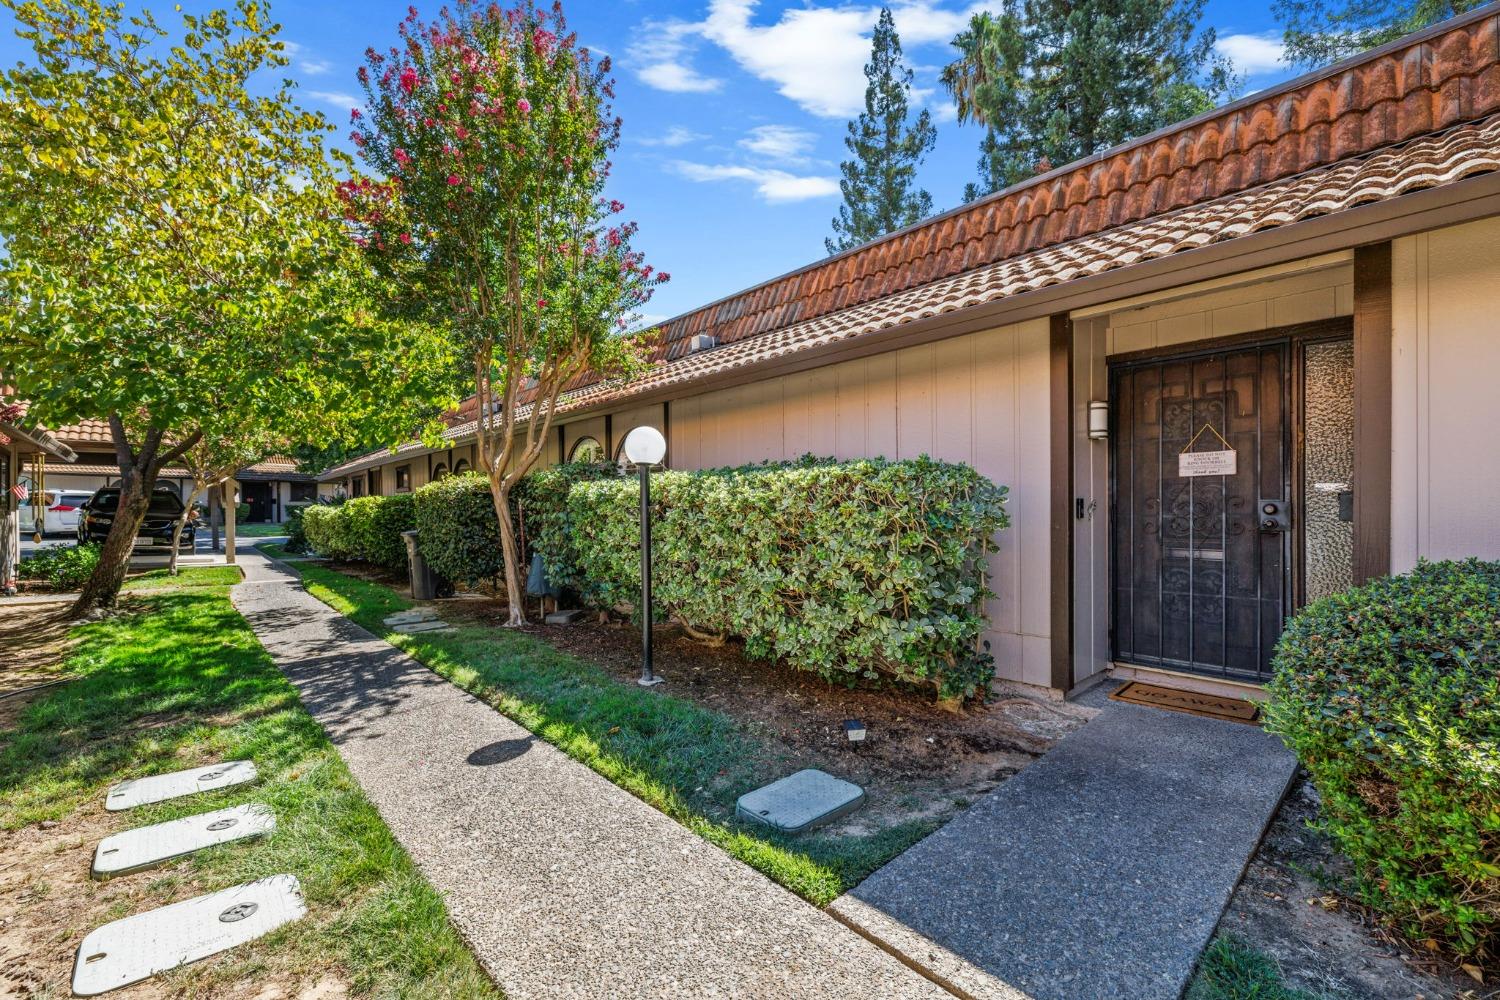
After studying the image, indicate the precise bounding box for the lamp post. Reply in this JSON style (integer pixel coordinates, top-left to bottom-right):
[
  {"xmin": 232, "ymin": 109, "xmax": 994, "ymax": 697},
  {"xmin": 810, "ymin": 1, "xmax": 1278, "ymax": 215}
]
[{"xmin": 622, "ymin": 426, "xmax": 667, "ymax": 687}]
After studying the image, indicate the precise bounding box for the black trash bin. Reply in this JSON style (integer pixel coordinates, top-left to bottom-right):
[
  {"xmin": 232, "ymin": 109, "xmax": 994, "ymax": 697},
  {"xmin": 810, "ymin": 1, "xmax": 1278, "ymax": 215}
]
[{"xmin": 402, "ymin": 530, "xmax": 438, "ymax": 601}]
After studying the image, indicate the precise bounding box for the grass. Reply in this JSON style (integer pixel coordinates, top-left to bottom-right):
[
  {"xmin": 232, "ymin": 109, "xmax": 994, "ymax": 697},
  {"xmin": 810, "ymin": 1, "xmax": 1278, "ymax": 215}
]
[
  {"xmin": 123, "ymin": 565, "xmax": 245, "ymax": 590},
  {"xmin": 233, "ymin": 522, "xmax": 290, "ymax": 537},
  {"xmin": 0, "ymin": 572, "xmax": 500, "ymax": 997},
  {"xmin": 289, "ymin": 560, "xmax": 938, "ymax": 906},
  {"xmin": 1188, "ymin": 936, "xmax": 1330, "ymax": 1000}
]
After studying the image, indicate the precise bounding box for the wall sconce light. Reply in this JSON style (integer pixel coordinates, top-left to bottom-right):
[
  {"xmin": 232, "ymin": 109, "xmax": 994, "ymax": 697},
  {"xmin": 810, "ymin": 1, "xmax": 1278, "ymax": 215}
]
[{"xmin": 1088, "ymin": 401, "xmax": 1109, "ymax": 441}]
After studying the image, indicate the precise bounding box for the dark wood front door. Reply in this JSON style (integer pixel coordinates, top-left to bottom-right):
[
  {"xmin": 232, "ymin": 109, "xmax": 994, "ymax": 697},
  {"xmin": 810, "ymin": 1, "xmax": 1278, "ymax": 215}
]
[
  {"xmin": 242, "ymin": 482, "xmax": 273, "ymax": 523},
  {"xmin": 1111, "ymin": 342, "xmax": 1291, "ymax": 682}
]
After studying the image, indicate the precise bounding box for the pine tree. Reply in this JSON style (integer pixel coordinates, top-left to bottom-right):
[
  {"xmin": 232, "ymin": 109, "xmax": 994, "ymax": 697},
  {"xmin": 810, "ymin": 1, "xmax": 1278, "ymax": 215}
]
[
  {"xmin": 827, "ymin": 8, "xmax": 937, "ymax": 255},
  {"xmin": 943, "ymin": 0, "xmax": 1234, "ymax": 200},
  {"xmin": 1274, "ymin": 0, "xmax": 1484, "ymax": 69}
]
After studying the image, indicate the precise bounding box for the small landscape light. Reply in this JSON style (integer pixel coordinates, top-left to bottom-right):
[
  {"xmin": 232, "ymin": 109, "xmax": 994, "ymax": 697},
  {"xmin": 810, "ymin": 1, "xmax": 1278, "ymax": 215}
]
[{"xmin": 842, "ymin": 719, "xmax": 866, "ymax": 742}]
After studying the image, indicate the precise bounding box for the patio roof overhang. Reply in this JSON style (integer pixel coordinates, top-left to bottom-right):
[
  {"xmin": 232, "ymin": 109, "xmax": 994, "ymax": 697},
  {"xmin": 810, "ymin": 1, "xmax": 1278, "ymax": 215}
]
[{"xmin": 0, "ymin": 421, "xmax": 79, "ymax": 463}]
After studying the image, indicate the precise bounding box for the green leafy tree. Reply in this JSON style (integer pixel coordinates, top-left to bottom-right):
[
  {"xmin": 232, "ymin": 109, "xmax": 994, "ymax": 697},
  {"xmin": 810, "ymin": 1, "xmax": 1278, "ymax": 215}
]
[
  {"xmin": 1273, "ymin": 0, "xmax": 1485, "ymax": 69},
  {"xmin": 942, "ymin": 0, "xmax": 1235, "ymax": 199},
  {"xmin": 346, "ymin": 0, "xmax": 667, "ymax": 625},
  {"xmin": 827, "ymin": 7, "xmax": 937, "ymax": 254},
  {"xmin": 0, "ymin": 0, "xmax": 456, "ymax": 615}
]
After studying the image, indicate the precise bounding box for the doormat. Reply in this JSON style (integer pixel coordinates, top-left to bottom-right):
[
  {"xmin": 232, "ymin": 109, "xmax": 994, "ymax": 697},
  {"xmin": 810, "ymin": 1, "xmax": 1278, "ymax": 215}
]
[{"xmin": 1109, "ymin": 681, "xmax": 1261, "ymax": 725}]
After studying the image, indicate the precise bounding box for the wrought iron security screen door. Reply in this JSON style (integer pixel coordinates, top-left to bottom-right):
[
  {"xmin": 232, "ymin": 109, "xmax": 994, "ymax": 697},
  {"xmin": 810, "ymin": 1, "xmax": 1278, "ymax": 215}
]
[{"xmin": 1111, "ymin": 342, "xmax": 1291, "ymax": 682}]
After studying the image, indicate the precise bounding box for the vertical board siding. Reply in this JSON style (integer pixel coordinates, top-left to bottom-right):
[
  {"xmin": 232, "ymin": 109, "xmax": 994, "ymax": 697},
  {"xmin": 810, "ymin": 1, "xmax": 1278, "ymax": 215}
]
[
  {"xmin": 1392, "ymin": 217, "xmax": 1500, "ymax": 568},
  {"xmin": 661, "ymin": 318, "xmax": 1053, "ymax": 686}
]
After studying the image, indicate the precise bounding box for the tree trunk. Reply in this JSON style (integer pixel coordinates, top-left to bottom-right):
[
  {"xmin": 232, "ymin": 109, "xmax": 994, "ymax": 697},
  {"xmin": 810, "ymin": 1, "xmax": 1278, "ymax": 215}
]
[
  {"xmin": 71, "ymin": 468, "xmax": 150, "ymax": 617},
  {"xmin": 490, "ymin": 478, "xmax": 527, "ymax": 627},
  {"xmin": 169, "ymin": 483, "xmax": 203, "ymax": 576}
]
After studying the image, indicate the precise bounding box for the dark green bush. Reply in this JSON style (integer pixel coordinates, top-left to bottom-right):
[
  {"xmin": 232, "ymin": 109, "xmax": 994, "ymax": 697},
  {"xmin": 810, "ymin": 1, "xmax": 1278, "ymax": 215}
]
[
  {"xmin": 412, "ymin": 473, "xmax": 502, "ymax": 587},
  {"xmin": 300, "ymin": 495, "xmax": 413, "ymax": 568},
  {"xmin": 19, "ymin": 542, "xmax": 100, "ymax": 590},
  {"xmin": 535, "ymin": 456, "xmax": 1008, "ymax": 700},
  {"xmin": 1264, "ymin": 559, "xmax": 1500, "ymax": 957},
  {"xmin": 283, "ymin": 503, "xmax": 311, "ymax": 554}
]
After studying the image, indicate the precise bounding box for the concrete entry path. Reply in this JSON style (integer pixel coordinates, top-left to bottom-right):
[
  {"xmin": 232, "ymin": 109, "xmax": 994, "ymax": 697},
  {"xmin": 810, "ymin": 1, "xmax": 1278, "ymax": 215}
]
[
  {"xmin": 229, "ymin": 545, "xmax": 950, "ymax": 1000},
  {"xmin": 830, "ymin": 692, "xmax": 1297, "ymax": 1000}
]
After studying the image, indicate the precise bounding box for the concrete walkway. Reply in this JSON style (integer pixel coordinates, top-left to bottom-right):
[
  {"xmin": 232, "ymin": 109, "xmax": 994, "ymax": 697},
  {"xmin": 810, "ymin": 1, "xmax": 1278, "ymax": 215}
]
[
  {"xmin": 829, "ymin": 692, "xmax": 1297, "ymax": 1000},
  {"xmin": 229, "ymin": 546, "xmax": 949, "ymax": 1000}
]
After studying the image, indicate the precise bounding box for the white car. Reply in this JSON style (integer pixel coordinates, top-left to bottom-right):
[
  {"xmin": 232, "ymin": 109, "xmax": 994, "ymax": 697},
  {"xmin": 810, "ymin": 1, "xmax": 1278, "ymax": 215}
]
[{"xmin": 19, "ymin": 489, "xmax": 96, "ymax": 536}]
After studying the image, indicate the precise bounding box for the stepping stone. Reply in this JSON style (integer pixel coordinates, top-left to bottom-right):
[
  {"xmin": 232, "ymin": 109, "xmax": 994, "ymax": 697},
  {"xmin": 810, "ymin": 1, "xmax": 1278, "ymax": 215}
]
[
  {"xmin": 392, "ymin": 619, "xmax": 452, "ymax": 634},
  {"xmin": 105, "ymin": 761, "xmax": 257, "ymax": 812},
  {"xmin": 736, "ymin": 768, "xmax": 865, "ymax": 834},
  {"xmin": 92, "ymin": 804, "xmax": 276, "ymax": 880},
  {"xmin": 72, "ymin": 874, "xmax": 306, "ymax": 996},
  {"xmin": 544, "ymin": 608, "xmax": 590, "ymax": 625},
  {"xmin": 383, "ymin": 609, "xmax": 437, "ymax": 626}
]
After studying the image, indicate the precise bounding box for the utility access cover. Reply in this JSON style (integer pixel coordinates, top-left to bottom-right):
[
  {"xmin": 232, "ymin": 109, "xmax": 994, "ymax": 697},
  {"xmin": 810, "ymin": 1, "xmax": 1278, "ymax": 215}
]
[
  {"xmin": 105, "ymin": 761, "xmax": 257, "ymax": 812},
  {"xmin": 392, "ymin": 619, "xmax": 452, "ymax": 634},
  {"xmin": 92, "ymin": 803, "xmax": 276, "ymax": 880},
  {"xmin": 736, "ymin": 769, "xmax": 865, "ymax": 834},
  {"xmin": 71, "ymin": 874, "xmax": 306, "ymax": 996},
  {"xmin": 383, "ymin": 609, "xmax": 437, "ymax": 626}
]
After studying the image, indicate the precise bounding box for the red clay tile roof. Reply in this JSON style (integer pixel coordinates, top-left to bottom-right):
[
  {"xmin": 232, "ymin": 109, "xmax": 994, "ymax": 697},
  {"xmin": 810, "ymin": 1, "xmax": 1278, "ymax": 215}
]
[
  {"xmin": 637, "ymin": 8, "xmax": 1500, "ymax": 366},
  {"xmin": 48, "ymin": 419, "xmax": 114, "ymax": 445}
]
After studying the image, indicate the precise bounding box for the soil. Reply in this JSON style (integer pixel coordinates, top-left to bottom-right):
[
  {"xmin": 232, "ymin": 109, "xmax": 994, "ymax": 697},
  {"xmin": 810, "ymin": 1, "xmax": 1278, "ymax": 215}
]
[
  {"xmin": 1215, "ymin": 777, "xmax": 1495, "ymax": 1000},
  {"xmin": 433, "ymin": 587, "xmax": 1097, "ymax": 835}
]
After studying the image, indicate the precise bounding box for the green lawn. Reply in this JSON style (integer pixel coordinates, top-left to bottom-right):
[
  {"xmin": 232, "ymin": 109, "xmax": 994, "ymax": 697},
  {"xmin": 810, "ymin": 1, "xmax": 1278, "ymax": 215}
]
[
  {"xmin": 1188, "ymin": 936, "xmax": 1329, "ymax": 1000},
  {"xmin": 0, "ymin": 569, "xmax": 499, "ymax": 997},
  {"xmin": 234, "ymin": 522, "xmax": 290, "ymax": 537},
  {"xmin": 288, "ymin": 560, "xmax": 937, "ymax": 906}
]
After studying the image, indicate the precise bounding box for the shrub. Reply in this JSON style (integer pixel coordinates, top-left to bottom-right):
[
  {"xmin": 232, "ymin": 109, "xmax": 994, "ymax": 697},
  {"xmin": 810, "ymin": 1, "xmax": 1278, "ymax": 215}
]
[
  {"xmin": 413, "ymin": 473, "xmax": 501, "ymax": 587},
  {"xmin": 301, "ymin": 496, "xmax": 414, "ymax": 568},
  {"xmin": 19, "ymin": 543, "xmax": 100, "ymax": 590},
  {"xmin": 345, "ymin": 494, "xmax": 415, "ymax": 570},
  {"xmin": 535, "ymin": 456, "xmax": 1008, "ymax": 700},
  {"xmin": 283, "ymin": 503, "xmax": 312, "ymax": 554},
  {"xmin": 1264, "ymin": 559, "xmax": 1500, "ymax": 957}
]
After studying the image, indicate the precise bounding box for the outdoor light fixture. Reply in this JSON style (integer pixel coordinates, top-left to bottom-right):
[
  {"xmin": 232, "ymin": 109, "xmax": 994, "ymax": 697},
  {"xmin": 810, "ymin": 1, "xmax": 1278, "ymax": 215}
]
[
  {"xmin": 622, "ymin": 425, "xmax": 668, "ymax": 687},
  {"xmin": 842, "ymin": 719, "xmax": 867, "ymax": 742},
  {"xmin": 1088, "ymin": 401, "xmax": 1109, "ymax": 441}
]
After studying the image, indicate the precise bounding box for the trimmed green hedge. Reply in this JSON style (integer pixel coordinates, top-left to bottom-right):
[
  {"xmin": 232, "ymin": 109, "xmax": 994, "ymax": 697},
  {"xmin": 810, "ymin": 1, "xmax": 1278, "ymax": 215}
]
[
  {"xmin": 301, "ymin": 495, "xmax": 415, "ymax": 569},
  {"xmin": 532, "ymin": 456, "xmax": 1008, "ymax": 700},
  {"xmin": 1264, "ymin": 559, "xmax": 1500, "ymax": 957}
]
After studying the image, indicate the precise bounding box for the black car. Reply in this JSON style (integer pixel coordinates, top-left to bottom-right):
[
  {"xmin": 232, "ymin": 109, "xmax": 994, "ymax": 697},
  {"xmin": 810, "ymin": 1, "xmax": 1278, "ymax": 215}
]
[{"xmin": 77, "ymin": 486, "xmax": 197, "ymax": 550}]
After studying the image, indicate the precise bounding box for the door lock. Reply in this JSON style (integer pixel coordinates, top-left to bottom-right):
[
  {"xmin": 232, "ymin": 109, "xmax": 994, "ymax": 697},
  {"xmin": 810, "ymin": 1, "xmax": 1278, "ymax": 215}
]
[{"xmin": 1259, "ymin": 499, "xmax": 1291, "ymax": 532}]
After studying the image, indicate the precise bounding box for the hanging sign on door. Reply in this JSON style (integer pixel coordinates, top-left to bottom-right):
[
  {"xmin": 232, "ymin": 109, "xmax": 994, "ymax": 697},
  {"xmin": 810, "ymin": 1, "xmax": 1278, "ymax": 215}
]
[{"xmin": 1178, "ymin": 423, "xmax": 1237, "ymax": 478}]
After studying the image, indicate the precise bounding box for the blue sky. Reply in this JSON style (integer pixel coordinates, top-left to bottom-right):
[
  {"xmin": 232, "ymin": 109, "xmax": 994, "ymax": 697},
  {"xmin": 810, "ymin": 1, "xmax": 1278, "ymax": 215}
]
[{"xmin": 0, "ymin": 0, "xmax": 1299, "ymax": 323}]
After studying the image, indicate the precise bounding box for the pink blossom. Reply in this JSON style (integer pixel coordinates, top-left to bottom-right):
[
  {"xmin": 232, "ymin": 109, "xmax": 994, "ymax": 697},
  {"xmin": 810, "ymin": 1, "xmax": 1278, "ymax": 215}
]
[
  {"xmin": 399, "ymin": 232, "xmax": 413, "ymax": 245},
  {"xmin": 658, "ymin": 272, "xmax": 671, "ymax": 281},
  {"xmin": 400, "ymin": 66, "xmax": 419, "ymax": 95},
  {"xmin": 350, "ymin": 107, "xmax": 362, "ymax": 120},
  {"xmin": 393, "ymin": 147, "xmax": 412, "ymax": 168},
  {"xmin": 447, "ymin": 174, "xmax": 461, "ymax": 185},
  {"xmin": 516, "ymin": 98, "xmax": 531, "ymax": 113},
  {"xmin": 608, "ymin": 199, "xmax": 624, "ymax": 213},
  {"xmin": 455, "ymin": 125, "xmax": 469, "ymax": 140},
  {"xmin": 537, "ymin": 298, "xmax": 548, "ymax": 308}
]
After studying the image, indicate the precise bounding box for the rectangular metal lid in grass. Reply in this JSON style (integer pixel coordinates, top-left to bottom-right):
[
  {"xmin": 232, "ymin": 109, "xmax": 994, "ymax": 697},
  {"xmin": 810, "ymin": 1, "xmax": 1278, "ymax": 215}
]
[
  {"xmin": 736, "ymin": 768, "xmax": 865, "ymax": 834},
  {"xmin": 105, "ymin": 760, "xmax": 257, "ymax": 812},
  {"xmin": 92, "ymin": 803, "xmax": 276, "ymax": 880}
]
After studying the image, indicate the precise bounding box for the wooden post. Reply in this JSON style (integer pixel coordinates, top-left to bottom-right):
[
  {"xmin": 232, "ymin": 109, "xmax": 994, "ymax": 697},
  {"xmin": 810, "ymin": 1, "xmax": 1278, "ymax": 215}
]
[
  {"xmin": 224, "ymin": 479, "xmax": 237, "ymax": 565},
  {"xmin": 1352, "ymin": 243, "xmax": 1393, "ymax": 584}
]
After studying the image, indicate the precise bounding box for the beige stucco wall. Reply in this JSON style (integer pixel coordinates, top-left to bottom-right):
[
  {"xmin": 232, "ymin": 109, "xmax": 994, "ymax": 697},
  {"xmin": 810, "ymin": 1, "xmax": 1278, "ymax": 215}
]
[
  {"xmin": 1392, "ymin": 216, "xmax": 1500, "ymax": 568},
  {"xmin": 668, "ymin": 319, "xmax": 1055, "ymax": 688}
]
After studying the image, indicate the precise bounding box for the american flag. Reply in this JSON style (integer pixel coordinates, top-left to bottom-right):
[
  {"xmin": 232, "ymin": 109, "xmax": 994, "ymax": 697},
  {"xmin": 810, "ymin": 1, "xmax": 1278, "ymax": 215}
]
[{"xmin": 9, "ymin": 482, "xmax": 28, "ymax": 502}]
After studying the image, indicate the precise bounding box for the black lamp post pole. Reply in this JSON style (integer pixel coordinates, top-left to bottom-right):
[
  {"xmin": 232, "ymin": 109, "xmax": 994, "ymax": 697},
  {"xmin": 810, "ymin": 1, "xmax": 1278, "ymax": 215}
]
[{"xmin": 637, "ymin": 462, "xmax": 662, "ymax": 686}]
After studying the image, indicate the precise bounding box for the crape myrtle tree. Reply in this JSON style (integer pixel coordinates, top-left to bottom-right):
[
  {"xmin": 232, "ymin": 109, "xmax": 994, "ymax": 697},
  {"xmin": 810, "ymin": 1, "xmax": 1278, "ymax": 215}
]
[
  {"xmin": 942, "ymin": 0, "xmax": 1235, "ymax": 199},
  {"xmin": 826, "ymin": 7, "xmax": 936, "ymax": 254},
  {"xmin": 0, "ymin": 0, "xmax": 457, "ymax": 616},
  {"xmin": 346, "ymin": 0, "xmax": 667, "ymax": 625},
  {"xmin": 1274, "ymin": 0, "xmax": 1486, "ymax": 68}
]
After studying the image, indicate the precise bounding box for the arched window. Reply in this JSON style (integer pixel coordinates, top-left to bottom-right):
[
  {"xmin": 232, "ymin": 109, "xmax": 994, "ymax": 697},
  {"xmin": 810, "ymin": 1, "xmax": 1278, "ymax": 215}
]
[
  {"xmin": 453, "ymin": 459, "xmax": 471, "ymax": 475},
  {"xmin": 568, "ymin": 436, "xmax": 604, "ymax": 463},
  {"xmin": 431, "ymin": 463, "xmax": 448, "ymax": 480}
]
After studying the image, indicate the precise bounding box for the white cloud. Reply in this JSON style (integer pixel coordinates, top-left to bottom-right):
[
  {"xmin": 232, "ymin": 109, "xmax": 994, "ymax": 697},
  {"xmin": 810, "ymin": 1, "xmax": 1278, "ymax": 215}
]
[
  {"xmin": 671, "ymin": 161, "xmax": 839, "ymax": 202},
  {"xmin": 738, "ymin": 125, "xmax": 816, "ymax": 163},
  {"xmin": 639, "ymin": 125, "xmax": 707, "ymax": 147},
  {"xmin": 281, "ymin": 40, "xmax": 335, "ymax": 77},
  {"xmin": 629, "ymin": 20, "xmax": 724, "ymax": 93},
  {"xmin": 690, "ymin": 0, "xmax": 982, "ymax": 118},
  {"xmin": 1216, "ymin": 32, "xmax": 1287, "ymax": 75},
  {"xmin": 308, "ymin": 91, "xmax": 363, "ymax": 112}
]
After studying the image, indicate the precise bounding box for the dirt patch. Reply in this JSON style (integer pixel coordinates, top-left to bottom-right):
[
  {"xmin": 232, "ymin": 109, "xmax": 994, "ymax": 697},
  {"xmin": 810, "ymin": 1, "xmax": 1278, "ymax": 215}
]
[
  {"xmin": 1215, "ymin": 778, "xmax": 1494, "ymax": 1000},
  {"xmin": 443, "ymin": 596, "xmax": 1096, "ymax": 833},
  {"xmin": 0, "ymin": 603, "xmax": 76, "ymax": 693}
]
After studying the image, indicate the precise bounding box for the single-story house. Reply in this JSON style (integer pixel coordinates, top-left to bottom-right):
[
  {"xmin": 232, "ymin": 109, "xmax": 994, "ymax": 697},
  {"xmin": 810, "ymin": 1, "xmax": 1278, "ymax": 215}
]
[
  {"xmin": 9, "ymin": 420, "xmax": 316, "ymax": 525},
  {"xmin": 321, "ymin": 9, "xmax": 1500, "ymax": 700}
]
